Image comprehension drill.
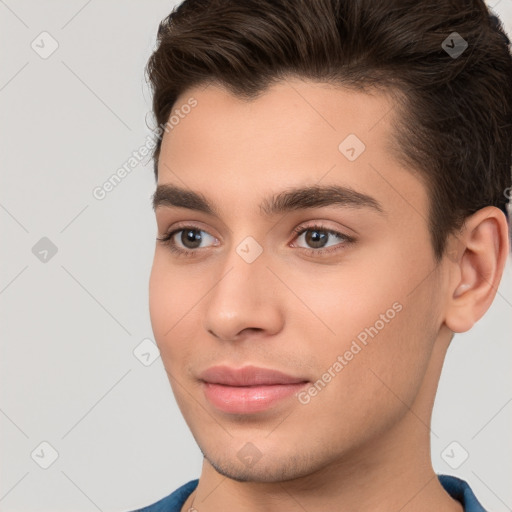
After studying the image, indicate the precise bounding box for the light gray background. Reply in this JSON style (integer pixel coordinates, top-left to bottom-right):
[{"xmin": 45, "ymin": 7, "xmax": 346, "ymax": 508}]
[{"xmin": 1, "ymin": 1, "xmax": 511, "ymax": 511}]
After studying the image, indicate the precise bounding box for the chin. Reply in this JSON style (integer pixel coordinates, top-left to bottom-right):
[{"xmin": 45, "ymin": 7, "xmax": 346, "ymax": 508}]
[{"xmin": 200, "ymin": 441, "xmax": 330, "ymax": 484}]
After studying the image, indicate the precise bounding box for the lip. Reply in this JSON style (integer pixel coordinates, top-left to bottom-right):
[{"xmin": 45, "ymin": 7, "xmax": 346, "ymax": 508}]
[
  {"xmin": 198, "ymin": 365, "xmax": 308, "ymax": 386},
  {"xmin": 199, "ymin": 365, "xmax": 309, "ymax": 414}
]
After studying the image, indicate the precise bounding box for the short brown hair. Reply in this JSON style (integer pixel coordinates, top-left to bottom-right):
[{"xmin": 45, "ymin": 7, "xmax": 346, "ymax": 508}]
[{"xmin": 145, "ymin": 0, "xmax": 512, "ymax": 261}]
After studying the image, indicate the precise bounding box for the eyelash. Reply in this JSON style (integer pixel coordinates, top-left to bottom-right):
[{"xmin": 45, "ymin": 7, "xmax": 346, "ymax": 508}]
[{"xmin": 156, "ymin": 223, "xmax": 356, "ymax": 259}]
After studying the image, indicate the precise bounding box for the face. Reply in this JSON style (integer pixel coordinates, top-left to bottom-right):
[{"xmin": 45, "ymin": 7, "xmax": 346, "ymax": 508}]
[{"xmin": 149, "ymin": 79, "xmax": 448, "ymax": 483}]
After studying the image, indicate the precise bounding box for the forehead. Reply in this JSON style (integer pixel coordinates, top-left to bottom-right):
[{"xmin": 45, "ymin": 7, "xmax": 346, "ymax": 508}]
[
  {"xmin": 168, "ymin": 78, "xmax": 397, "ymax": 150},
  {"xmin": 157, "ymin": 79, "xmax": 427, "ymax": 225}
]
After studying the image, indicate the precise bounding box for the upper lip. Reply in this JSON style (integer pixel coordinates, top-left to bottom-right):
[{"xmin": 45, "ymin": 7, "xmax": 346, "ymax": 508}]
[{"xmin": 199, "ymin": 365, "xmax": 309, "ymax": 386}]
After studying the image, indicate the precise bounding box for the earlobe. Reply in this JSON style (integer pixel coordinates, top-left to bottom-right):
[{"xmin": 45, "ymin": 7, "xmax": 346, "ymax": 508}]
[{"xmin": 444, "ymin": 256, "xmax": 479, "ymax": 333}]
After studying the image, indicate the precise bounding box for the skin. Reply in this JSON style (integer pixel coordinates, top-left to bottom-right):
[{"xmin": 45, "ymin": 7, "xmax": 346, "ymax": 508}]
[{"xmin": 148, "ymin": 78, "xmax": 509, "ymax": 512}]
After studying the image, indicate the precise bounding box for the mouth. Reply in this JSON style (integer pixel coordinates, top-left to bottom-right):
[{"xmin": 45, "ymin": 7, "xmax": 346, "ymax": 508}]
[
  {"xmin": 201, "ymin": 381, "xmax": 309, "ymax": 414},
  {"xmin": 198, "ymin": 365, "xmax": 309, "ymax": 414}
]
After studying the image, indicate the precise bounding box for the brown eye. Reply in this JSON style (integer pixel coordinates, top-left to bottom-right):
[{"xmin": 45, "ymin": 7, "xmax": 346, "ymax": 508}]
[
  {"xmin": 179, "ymin": 228, "xmax": 203, "ymax": 249},
  {"xmin": 156, "ymin": 225, "xmax": 218, "ymax": 257},
  {"xmin": 292, "ymin": 224, "xmax": 354, "ymax": 254},
  {"xmin": 303, "ymin": 229, "xmax": 329, "ymax": 249}
]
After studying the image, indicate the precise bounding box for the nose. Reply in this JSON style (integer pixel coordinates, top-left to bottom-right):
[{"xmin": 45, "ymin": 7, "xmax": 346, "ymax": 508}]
[{"xmin": 203, "ymin": 244, "xmax": 284, "ymax": 342}]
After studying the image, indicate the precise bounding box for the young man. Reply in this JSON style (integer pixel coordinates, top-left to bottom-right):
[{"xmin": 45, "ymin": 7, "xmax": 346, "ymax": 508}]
[{"xmin": 132, "ymin": 0, "xmax": 512, "ymax": 510}]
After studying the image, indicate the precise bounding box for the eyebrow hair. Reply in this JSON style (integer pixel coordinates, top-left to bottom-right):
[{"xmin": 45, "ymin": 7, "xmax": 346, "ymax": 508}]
[{"xmin": 152, "ymin": 183, "xmax": 385, "ymax": 217}]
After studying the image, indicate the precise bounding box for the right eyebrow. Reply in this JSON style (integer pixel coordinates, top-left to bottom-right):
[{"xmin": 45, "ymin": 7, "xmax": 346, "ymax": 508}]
[{"xmin": 152, "ymin": 184, "xmax": 217, "ymax": 215}]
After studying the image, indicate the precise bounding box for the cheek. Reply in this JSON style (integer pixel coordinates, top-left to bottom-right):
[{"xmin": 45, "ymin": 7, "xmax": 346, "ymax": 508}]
[
  {"xmin": 149, "ymin": 256, "xmax": 190, "ymax": 353},
  {"xmin": 149, "ymin": 253, "xmax": 212, "ymax": 376},
  {"xmin": 296, "ymin": 293, "xmax": 435, "ymax": 447},
  {"xmin": 148, "ymin": 257, "xmax": 170, "ymax": 341},
  {"xmin": 297, "ymin": 245, "xmax": 437, "ymax": 397}
]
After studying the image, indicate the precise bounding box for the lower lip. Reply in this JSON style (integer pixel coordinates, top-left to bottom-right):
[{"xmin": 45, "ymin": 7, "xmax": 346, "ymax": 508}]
[{"xmin": 202, "ymin": 381, "xmax": 309, "ymax": 414}]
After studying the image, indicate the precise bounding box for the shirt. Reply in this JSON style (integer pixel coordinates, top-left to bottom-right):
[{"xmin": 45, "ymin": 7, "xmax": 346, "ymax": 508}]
[{"xmin": 129, "ymin": 474, "xmax": 487, "ymax": 512}]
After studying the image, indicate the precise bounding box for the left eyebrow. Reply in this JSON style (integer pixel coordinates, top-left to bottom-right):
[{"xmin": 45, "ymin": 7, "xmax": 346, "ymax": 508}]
[{"xmin": 152, "ymin": 183, "xmax": 386, "ymax": 217}]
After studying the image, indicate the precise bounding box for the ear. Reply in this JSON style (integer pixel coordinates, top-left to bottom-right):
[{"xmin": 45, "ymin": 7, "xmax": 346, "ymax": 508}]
[{"xmin": 444, "ymin": 206, "xmax": 510, "ymax": 334}]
